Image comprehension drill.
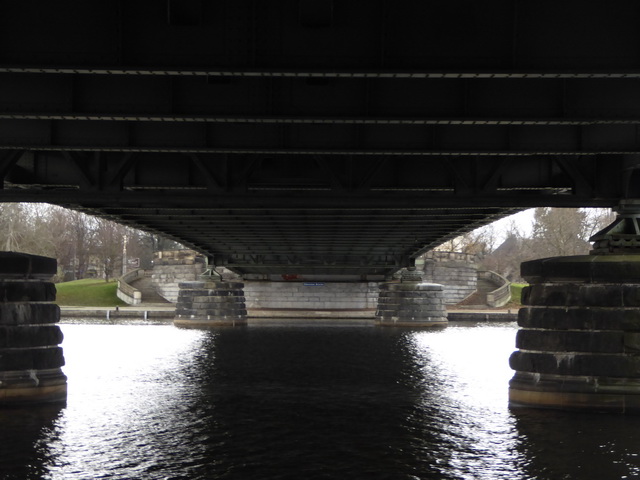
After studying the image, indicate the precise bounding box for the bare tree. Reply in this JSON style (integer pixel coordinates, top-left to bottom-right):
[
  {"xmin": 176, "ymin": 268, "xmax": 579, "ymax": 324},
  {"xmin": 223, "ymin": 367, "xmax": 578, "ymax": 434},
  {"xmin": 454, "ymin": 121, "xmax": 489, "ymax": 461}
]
[
  {"xmin": 0, "ymin": 202, "xmax": 185, "ymax": 281},
  {"xmin": 584, "ymin": 207, "xmax": 617, "ymax": 239},
  {"xmin": 0, "ymin": 203, "xmax": 30, "ymax": 251},
  {"xmin": 481, "ymin": 207, "xmax": 616, "ymax": 281},
  {"xmin": 529, "ymin": 208, "xmax": 593, "ymax": 258},
  {"xmin": 436, "ymin": 225, "xmax": 497, "ymax": 257},
  {"xmin": 93, "ymin": 217, "xmax": 128, "ymax": 281}
]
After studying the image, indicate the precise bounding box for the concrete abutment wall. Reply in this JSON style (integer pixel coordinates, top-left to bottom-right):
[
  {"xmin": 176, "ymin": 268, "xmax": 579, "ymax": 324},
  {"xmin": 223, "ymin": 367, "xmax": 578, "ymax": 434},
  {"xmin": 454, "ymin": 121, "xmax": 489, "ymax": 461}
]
[
  {"xmin": 154, "ymin": 250, "xmax": 482, "ymax": 312},
  {"xmin": 420, "ymin": 252, "xmax": 478, "ymax": 304},
  {"xmin": 244, "ymin": 281, "xmax": 379, "ymax": 311}
]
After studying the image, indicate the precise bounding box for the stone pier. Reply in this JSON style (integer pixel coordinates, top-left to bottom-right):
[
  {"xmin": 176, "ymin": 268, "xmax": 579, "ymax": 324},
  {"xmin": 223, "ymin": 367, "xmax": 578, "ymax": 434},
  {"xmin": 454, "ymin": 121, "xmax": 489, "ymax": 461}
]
[
  {"xmin": 509, "ymin": 209, "xmax": 640, "ymax": 412},
  {"xmin": 174, "ymin": 281, "xmax": 247, "ymax": 327},
  {"xmin": 151, "ymin": 250, "xmax": 207, "ymax": 303},
  {"xmin": 376, "ymin": 271, "xmax": 448, "ymax": 327},
  {"xmin": 0, "ymin": 253, "xmax": 66, "ymax": 405}
]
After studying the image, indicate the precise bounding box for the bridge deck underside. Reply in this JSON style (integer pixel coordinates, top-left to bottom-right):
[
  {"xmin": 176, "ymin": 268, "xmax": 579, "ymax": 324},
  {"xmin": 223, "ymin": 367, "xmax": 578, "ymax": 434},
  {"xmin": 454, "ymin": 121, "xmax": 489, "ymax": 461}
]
[{"xmin": 0, "ymin": 1, "xmax": 637, "ymax": 275}]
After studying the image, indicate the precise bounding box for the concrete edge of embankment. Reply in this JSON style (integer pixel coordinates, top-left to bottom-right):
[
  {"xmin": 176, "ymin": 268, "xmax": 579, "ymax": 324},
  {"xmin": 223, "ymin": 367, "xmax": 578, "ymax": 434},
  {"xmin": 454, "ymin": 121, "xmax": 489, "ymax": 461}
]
[
  {"xmin": 59, "ymin": 306, "xmax": 518, "ymax": 322},
  {"xmin": 60, "ymin": 306, "xmax": 175, "ymax": 319},
  {"xmin": 447, "ymin": 311, "xmax": 518, "ymax": 322}
]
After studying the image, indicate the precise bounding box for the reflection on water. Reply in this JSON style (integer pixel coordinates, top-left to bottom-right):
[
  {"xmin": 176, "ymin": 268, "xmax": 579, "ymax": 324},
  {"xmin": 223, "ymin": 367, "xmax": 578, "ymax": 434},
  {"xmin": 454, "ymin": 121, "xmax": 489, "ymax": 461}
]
[
  {"xmin": 513, "ymin": 409, "xmax": 640, "ymax": 480},
  {"xmin": 0, "ymin": 405, "xmax": 64, "ymax": 480},
  {"xmin": 406, "ymin": 325, "xmax": 525, "ymax": 479},
  {"xmin": 0, "ymin": 320, "xmax": 639, "ymax": 479}
]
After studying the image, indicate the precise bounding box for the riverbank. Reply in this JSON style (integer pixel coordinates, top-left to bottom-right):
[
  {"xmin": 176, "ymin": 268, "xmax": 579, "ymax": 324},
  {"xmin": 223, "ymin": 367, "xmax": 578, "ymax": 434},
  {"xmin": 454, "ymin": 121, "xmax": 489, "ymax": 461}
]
[
  {"xmin": 60, "ymin": 305, "xmax": 518, "ymax": 322},
  {"xmin": 60, "ymin": 304, "xmax": 175, "ymax": 319}
]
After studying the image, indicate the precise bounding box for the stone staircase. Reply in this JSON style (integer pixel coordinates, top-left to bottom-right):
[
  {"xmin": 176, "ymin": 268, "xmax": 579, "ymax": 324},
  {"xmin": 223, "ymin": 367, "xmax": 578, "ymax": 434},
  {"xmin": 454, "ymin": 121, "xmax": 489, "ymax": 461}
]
[
  {"xmin": 129, "ymin": 276, "xmax": 172, "ymax": 305},
  {"xmin": 457, "ymin": 271, "xmax": 509, "ymax": 308}
]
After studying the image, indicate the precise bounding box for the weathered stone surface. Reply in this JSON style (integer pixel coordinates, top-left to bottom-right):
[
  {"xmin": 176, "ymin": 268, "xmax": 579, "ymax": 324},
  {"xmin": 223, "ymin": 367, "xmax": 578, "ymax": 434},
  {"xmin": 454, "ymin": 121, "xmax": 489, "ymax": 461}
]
[
  {"xmin": 421, "ymin": 251, "xmax": 477, "ymax": 304},
  {"xmin": 176, "ymin": 313, "xmax": 246, "ymax": 319},
  {"xmin": 244, "ymin": 281, "xmax": 380, "ymax": 310},
  {"xmin": 510, "ymin": 351, "xmax": 640, "ymax": 377},
  {"xmin": 378, "ymin": 291, "xmax": 444, "ymax": 299},
  {"xmin": 0, "ymin": 346, "xmax": 65, "ymax": 371},
  {"xmin": 0, "ymin": 252, "xmax": 57, "ymax": 276},
  {"xmin": 189, "ymin": 296, "xmax": 246, "ymax": 304},
  {"xmin": 377, "ymin": 314, "xmax": 447, "ymax": 322},
  {"xmin": 176, "ymin": 308, "xmax": 248, "ymax": 317},
  {"xmin": 521, "ymin": 255, "xmax": 640, "ymax": 284},
  {"xmin": 523, "ymin": 283, "xmax": 640, "ymax": 307},
  {"xmin": 0, "ymin": 252, "xmax": 66, "ymax": 406},
  {"xmin": 377, "ymin": 297, "xmax": 445, "ymax": 306},
  {"xmin": 376, "ymin": 307, "xmax": 446, "ymax": 316},
  {"xmin": 509, "ymin": 371, "xmax": 640, "ymax": 413},
  {"xmin": 624, "ymin": 333, "xmax": 640, "ymax": 352},
  {"xmin": 376, "ymin": 282, "xmax": 448, "ymax": 326},
  {"xmin": 0, "ymin": 326, "xmax": 63, "ymax": 348},
  {"xmin": 511, "ymin": 249, "xmax": 640, "ymax": 411},
  {"xmin": 189, "ymin": 302, "xmax": 247, "ymax": 311},
  {"xmin": 516, "ymin": 329, "xmax": 624, "ymax": 353},
  {"xmin": 379, "ymin": 282, "xmax": 443, "ymax": 292},
  {"xmin": 150, "ymin": 253, "xmax": 208, "ymax": 302},
  {"xmin": 0, "ymin": 303, "xmax": 60, "ymax": 325},
  {"xmin": 174, "ymin": 281, "xmax": 247, "ymax": 327},
  {"xmin": 623, "ymin": 285, "xmax": 640, "ymax": 307},
  {"xmin": 178, "ymin": 289, "xmax": 244, "ymax": 297},
  {"xmin": 0, "ymin": 281, "xmax": 56, "ymax": 302},
  {"xmin": 178, "ymin": 281, "xmax": 244, "ymax": 290},
  {"xmin": 176, "ymin": 298, "xmax": 245, "ymax": 310},
  {"xmin": 518, "ymin": 306, "xmax": 640, "ymax": 331},
  {"xmin": 0, "ymin": 368, "xmax": 67, "ymax": 389}
]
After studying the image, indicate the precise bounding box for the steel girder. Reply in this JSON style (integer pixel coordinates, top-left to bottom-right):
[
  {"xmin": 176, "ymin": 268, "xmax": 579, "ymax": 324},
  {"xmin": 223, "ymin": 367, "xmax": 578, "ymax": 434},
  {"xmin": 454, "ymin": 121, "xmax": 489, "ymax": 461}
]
[{"xmin": 0, "ymin": 0, "xmax": 638, "ymax": 274}]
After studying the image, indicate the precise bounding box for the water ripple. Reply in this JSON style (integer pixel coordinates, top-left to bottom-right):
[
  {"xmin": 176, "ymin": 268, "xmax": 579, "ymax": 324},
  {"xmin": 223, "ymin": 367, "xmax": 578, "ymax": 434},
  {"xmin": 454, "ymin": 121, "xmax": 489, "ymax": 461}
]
[{"xmin": 0, "ymin": 322, "xmax": 638, "ymax": 479}]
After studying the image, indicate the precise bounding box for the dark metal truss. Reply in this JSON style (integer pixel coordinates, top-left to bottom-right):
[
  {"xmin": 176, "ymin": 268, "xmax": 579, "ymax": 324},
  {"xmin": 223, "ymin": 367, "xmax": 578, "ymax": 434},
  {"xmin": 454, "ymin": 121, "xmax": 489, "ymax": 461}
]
[{"xmin": 0, "ymin": 0, "xmax": 638, "ymax": 275}]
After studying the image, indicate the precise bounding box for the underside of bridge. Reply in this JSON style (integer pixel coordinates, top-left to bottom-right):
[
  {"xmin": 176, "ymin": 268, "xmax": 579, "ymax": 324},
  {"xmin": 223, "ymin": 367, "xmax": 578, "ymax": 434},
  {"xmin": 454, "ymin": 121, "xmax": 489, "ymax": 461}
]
[{"xmin": 0, "ymin": 1, "xmax": 638, "ymax": 276}]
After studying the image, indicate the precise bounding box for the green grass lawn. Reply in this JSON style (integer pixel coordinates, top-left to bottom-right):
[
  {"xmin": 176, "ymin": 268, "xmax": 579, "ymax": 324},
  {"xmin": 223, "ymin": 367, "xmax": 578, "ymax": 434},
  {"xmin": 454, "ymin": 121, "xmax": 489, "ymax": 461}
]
[
  {"xmin": 510, "ymin": 283, "xmax": 527, "ymax": 305},
  {"xmin": 55, "ymin": 278, "xmax": 127, "ymax": 307}
]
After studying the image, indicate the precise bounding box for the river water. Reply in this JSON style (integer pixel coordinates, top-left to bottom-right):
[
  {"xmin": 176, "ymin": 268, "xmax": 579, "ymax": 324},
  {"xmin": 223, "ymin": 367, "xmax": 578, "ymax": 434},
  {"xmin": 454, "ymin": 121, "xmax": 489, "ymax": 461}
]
[{"xmin": 2, "ymin": 319, "xmax": 640, "ymax": 480}]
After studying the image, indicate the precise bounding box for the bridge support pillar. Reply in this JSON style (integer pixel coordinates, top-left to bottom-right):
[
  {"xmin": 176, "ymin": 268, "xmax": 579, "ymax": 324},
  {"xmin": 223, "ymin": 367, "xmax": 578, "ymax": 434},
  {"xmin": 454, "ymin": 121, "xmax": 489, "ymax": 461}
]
[
  {"xmin": 376, "ymin": 271, "xmax": 448, "ymax": 327},
  {"xmin": 510, "ymin": 207, "xmax": 640, "ymax": 412},
  {"xmin": 174, "ymin": 281, "xmax": 247, "ymax": 327},
  {"xmin": 0, "ymin": 252, "xmax": 66, "ymax": 406}
]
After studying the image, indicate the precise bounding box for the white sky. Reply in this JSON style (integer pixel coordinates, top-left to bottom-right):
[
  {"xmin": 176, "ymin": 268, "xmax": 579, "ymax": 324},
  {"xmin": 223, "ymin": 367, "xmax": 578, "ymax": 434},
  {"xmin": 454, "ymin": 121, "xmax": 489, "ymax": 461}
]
[{"xmin": 481, "ymin": 208, "xmax": 536, "ymax": 246}]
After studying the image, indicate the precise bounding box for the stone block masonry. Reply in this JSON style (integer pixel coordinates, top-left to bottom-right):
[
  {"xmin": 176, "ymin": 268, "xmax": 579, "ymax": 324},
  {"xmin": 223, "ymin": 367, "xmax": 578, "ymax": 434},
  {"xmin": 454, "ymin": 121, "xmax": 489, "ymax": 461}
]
[
  {"xmin": 174, "ymin": 281, "xmax": 247, "ymax": 327},
  {"xmin": 244, "ymin": 281, "xmax": 380, "ymax": 311},
  {"xmin": 509, "ymin": 254, "xmax": 640, "ymax": 413},
  {"xmin": 151, "ymin": 250, "xmax": 206, "ymax": 303},
  {"xmin": 421, "ymin": 251, "xmax": 477, "ymax": 304},
  {"xmin": 376, "ymin": 282, "xmax": 448, "ymax": 327},
  {"xmin": 0, "ymin": 252, "xmax": 67, "ymax": 406}
]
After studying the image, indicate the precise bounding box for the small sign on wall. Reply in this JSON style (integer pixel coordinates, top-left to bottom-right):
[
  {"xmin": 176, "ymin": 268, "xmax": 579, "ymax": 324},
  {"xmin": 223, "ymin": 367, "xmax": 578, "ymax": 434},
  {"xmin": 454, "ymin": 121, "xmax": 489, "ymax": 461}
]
[{"xmin": 303, "ymin": 282, "xmax": 325, "ymax": 286}]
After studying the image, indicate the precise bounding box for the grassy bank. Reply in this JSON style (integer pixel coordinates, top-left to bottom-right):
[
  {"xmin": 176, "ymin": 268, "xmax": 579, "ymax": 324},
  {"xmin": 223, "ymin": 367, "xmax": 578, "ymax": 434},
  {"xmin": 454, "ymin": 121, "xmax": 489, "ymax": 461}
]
[
  {"xmin": 510, "ymin": 283, "xmax": 527, "ymax": 305},
  {"xmin": 55, "ymin": 279, "xmax": 127, "ymax": 307}
]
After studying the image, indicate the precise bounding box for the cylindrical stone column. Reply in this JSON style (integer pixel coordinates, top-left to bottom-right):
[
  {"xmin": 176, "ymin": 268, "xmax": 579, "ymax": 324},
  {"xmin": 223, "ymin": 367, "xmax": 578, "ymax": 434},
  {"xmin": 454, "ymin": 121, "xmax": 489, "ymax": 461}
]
[
  {"xmin": 0, "ymin": 252, "xmax": 66, "ymax": 406},
  {"xmin": 376, "ymin": 282, "xmax": 448, "ymax": 327},
  {"xmin": 174, "ymin": 281, "xmax": 247, "ymax": 327},
  {"xmin": 509, "ymin": 255, "xmax": 640, "ymax": 413}
]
